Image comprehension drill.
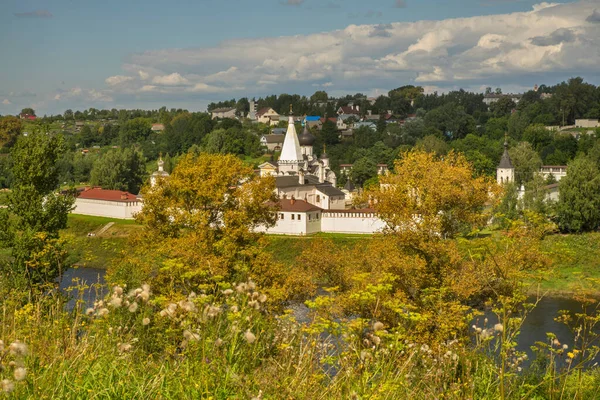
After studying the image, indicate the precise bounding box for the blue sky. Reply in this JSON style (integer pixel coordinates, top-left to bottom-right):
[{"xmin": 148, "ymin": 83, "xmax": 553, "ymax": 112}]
[{"xmin": 1, "ymin": 0, "xmax": 598, "ymax": 115}]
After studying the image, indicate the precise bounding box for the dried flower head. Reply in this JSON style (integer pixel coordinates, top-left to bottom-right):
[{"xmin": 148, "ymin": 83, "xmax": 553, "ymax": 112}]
[
  {"xmin": 244, "ymin": 330, "xmax": 256, "ymax": 344},
  {"xmin": 142, "ymin": 317, "xmax": 151, "ymax": 326},
  {"xmin": 97, "ymin": 308, "xmax": 109, "ymax": 317},
  {"xmin": 494, "ymin": 323, "xmax": 504, "ymax": 333},
  {"xmin": 373, "ymin": 321, "xmax": 385, "ymax": 332},
  {"xmin": 562, "ymin": 344, "xmax": 568, "ymax": 350},
  {"xmin": 113, "ymin": 286, "xmax": 124, "ymax": 296},
  {"xmin": 258, "ymin": 293, "xmax": 267, "ymax": 303},
  {"xmin": 109, "ymin": 296, "xmax": 123, "ymax": 308},
  {"xmin": 85, "ymin": 308, "xmax": 95, "ymax": 316},
  {"xmin": 128, "ymin": 302, "xmax": 138, "ymax": 313},
  {"xmin": 1, "ymin": 379, "xmax": 14, "ymax": 393},
  {"xmin": 215, "ymin": 338, "xmax": 223, "ymax": 347},
  {"xmin": 8, "ymin": 341, "xmax": 28, "ymax": 357},
  {"xmin": 117, "ymin": 343, "xmax": 132, "ymax": 353},
  {"xmin": 13, "ymin": 368, "xmax": 26, "ymax": 382},
  {"xmin": 222, "ymin": 289, "xmax": 234, "ymax": 296}
]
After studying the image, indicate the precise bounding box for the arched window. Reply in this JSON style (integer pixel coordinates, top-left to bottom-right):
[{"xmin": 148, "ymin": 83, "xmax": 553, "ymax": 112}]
[{"xmin": 316, "ymin": 195, "xmax": 321, "ymax": 203}]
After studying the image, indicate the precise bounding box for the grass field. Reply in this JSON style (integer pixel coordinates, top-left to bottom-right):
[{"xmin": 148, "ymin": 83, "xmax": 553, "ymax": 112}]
[{"xmin": 6, "ymin": 212, "xmax": 597, "ymax": 294}]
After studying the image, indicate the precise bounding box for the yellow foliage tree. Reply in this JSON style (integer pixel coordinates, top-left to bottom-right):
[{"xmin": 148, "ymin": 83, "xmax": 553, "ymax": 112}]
[{"xmin": 110, "ymin": 153, "xmax": 281, "ymax": 297}]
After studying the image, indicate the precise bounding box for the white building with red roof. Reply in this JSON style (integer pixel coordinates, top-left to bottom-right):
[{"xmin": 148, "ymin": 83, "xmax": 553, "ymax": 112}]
[{"xmin": 73, "ymin": 187, "xmax": 142, "ymax": 219}]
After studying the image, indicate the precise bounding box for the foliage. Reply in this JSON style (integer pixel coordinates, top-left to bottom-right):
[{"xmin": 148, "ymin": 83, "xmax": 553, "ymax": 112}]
[
  {"xmin": 364, "ymin": 150, "xmax": 497, "ymax": 239},
  {"xmin": 509, "ymin": 142, "xmax": 543, "ymax": 186},
  {"xmin": 90, "ymin": 147, "xmax": 146, "ymax": 194},
  {"xmin": 556, "ymin": 156, "xmax": 600, "ymax": 232},
  {"xmin": 350, "ymin": 157, "xmax": 377, "ymax": 187},
  {"xmin": 117, "ymin": 153, "xmax": 280, "ymax": 297},
  {"xmin": 0, "ymin": 116, "xmax": 22, "ymax": 148},
  {"xmin": 0, "ymin": 133, "xmax": 75, "ymax": 292}
]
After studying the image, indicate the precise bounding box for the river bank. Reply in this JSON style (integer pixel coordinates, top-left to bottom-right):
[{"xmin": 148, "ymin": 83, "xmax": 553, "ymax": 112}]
[{"xmin": 58, "ymin": 215, "xmax": 600, "ymax": 297}]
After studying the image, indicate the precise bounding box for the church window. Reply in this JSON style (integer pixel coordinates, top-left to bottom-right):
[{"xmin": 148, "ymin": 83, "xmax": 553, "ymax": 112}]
[
  {"xmin": 279, "ymin": 213, "xmax": 284, "ymax": 220},
  {"xmin": 291, "ymin": 214, "xmax": 295, "ymax": 220},
  {"xmin": 316, "ymin": 195, "xmax": 321, "ymax": 202},
  {"xmin": 297, "ymin": 214, "xmax": 301, "ymax": 220}
]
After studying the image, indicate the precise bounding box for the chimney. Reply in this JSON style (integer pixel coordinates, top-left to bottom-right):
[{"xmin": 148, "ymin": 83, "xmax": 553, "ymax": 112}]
[
  {"xmin": 120, "ymin": 193, "xmax": 128, "ymax": 200},
  {"xmin": 290, "ymin": 196, "xmax": 295, "ymax": 205},
  {"xmin": 356, "ymin": 105, "xmax": 360, "ymax": 112}
]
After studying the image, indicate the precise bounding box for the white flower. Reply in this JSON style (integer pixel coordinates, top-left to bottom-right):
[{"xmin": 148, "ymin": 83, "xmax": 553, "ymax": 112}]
[
  {"xmin": 258, "ymin": 294, "xmax": 267, "ymax": 303},
  {"xmin": 13, "ymin": 368, "xmax": 26, "ymax": 381},
  {"xmin": 562, "ymin": 344, "xmax": 568, "ymax": 350},
  {"xmin": 128, "ymin": 302, "xmax": 138, "ymax": 313},
  {"xmin": 373, "ymin": 321, "xmax": 385, "ymax": 331},
  {"xmin": 1, "ymin": 379, "xmax": 14, "ymax": 393},
  {"xmin": 97, "ymin": 308, "xmax": 109, "ymax": 317},
  {"xmin": 8, "ymin": 341, "xmax": 28, "ymax": 356},
  {"xmin": 109, "ymin": 296, "xmax": 123, "ymax": 308},
  {"xmin": 222, "ymin": 289, "xmax": 234, "ymax": 296},
  {"xmin": 494, "ymin": 323, "xmax": 504, "ymax": 333},
  {"xmin": 113, "ymin": 286, "xmax": 124, "ymax": 296},
  {"xmin": 244, "ymin": 330, "xmax": 256, "ymax": 344},
  {"xmin": 85, "ymin": 308, "xmax": 95, "ymax": 316},
  {"xmin": 142, "ymin": 317, "xmax": 151, "ymax": 326}
]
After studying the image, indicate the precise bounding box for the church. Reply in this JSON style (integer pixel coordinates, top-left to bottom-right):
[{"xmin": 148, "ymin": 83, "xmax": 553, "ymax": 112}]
[{"xmin": 258, "ymin": 111, "xmax": 347, "ymax": 210}]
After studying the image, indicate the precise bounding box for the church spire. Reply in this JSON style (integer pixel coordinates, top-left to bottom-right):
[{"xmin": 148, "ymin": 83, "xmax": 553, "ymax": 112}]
[
  {"xmin": 278, "ymin": 106, "xmax": 303, "ymax": 167},
  {"xmin": 497, "ymin": 133, "xmax": 514, "ymax": 184}
]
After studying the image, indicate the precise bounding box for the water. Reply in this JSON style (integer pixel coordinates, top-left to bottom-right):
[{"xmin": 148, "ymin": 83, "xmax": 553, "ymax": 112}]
[
  {"xmin": 59, "ymin": 267, "xmax": 106, "ymax": 309},
  {"xmin": 60, "ymin": 267, "xmax": 600, "ymax": 361}
]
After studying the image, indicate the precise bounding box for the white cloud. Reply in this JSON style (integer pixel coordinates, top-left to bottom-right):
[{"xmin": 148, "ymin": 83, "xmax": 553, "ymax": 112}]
[
  {"xmin": 101, "ymin": 0, "xmax": 599, "ymax": 102},
  {"xmin": 151, "ymin": 73, "xmax": 190, "ymax": 86},
  {"xmin": 54, "ymin": 87, "xmax": 113, "ymax": 103},
  {"xmin": 2, "ymin": 99, "xmax": 10, "ymax": 105},
  {"xmin": 105, "ymin": 75, "xmax": 134, "ymax": 86}
]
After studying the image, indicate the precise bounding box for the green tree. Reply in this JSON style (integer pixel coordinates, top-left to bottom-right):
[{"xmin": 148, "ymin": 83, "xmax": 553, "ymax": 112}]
[
  {"xmin": 119, "ymin": 118, "xmax": 152, "ymax": 145},
  {"xmin": 20, "ymin": 107, "xmax": 35, "ymax": 116},
  {"xmin": 0, "ymin": 133, "xmax": 75, "ymax": 291},
  {"xmin": 522, "ymin": 124, "xmax": 551, "ymax": 152},
  {"xmin": 0, "ymin": 116, "xmax": 22, "ymax": 148},
  {"xmin": 509, "ymin": 142, "xmax": 542, "ymax": 186},
  {"xmin": 521, "ymin": 174, "xmax": 550, "ymax": 215},
  {"xmin": 350, "ymin": 157, "xmax": 377, "ymax": 187},
  {"xmin": 90, "ymin": 148, "xmax": 146, "ymax": 193},
  {"xmin": 320, "ymin": 120, "xmax": 339, "ymax": 145},
  {"xmin": 556, "ymin": 156, "xmax": 600, "ymax": 232},
  {"xmin": 415, "ymin": 135, "xmax": 449, "ymax": 156}
]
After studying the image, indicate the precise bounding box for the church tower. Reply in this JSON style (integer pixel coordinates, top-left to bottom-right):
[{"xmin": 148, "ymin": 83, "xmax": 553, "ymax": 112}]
[
  {"xmin": 150, "ymin": 155, "xmax": 170, "ymax": 187},
  {"xmin": 497, "ymin": 136, "xmax": 514, "ymax": 184},
  {"xmin": 278, "ymin": 106, "xmax": 304, "ymax": 174}
]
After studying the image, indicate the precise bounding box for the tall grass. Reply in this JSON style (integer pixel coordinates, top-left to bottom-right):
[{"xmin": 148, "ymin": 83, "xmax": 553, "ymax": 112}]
[{"xmin": 2, "ymin": 281, "xmax": 600, "ymax": 399}]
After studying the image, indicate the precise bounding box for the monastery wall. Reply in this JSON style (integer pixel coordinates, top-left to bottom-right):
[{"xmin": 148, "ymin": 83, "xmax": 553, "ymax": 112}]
[
  {"xmin": 73, "ymin": 198, "xmax": 142, "ymax": 220},
  {"xmin": 321, "ymin": 211, "xmax": 386, "ymax": 234}
]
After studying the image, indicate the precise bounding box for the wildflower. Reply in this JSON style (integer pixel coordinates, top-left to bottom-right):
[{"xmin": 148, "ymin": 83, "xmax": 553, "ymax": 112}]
[
  {"xmin": 562, "ymin": 344, "xmax": 568, "ymax": 350},
  {"xmin": 236, "ymin": 283, "xmax": 247, "ymax": 293},
  {"xmin": 215, "ymin": 338, "xmax": 223, "ymax": 347},
  {"xmin": 109, "ymin": 296, "xmax": 123, "ymax": 308},
  {"xmin": 567, "ymin": 352, "xmax": 575, "ymax": 359},
  {"xmin": 1, "ymin": 379, "xmax": 14, "ymax": 393},
  {"xmin": 85, "ymin": 308, "xmax": 95, "ymax": 316},
  {"xmin": 9, "ymin": 341, "xmax": 28, "ymax": 356},
  {"xmin": 258, "ymin": 293, "xmax": 267, "ymax": 303},
  {"xmin": 142, "ymin": 284, "xmax": 150, "ymax": 292},
  {"xmin": 494, "ymin": 323, "xmax": 504, "ymax": 333},
  {"xmin": 179, "ymin": 300, "xmax": 197, "ymax": 313},
  {"xmin": 13, "ymin": 368, "xmax": 26, "ymax": 381},
  {"xmin": 206, "ymin": 305, "xmax": 221, "ymax": 318},
  {"xmin": 372, "ymin": 335, "xmax": 381, "ymax": 346},
  {"xmin": 373, "ymin": 321, "xmax": 385, "ymax": 332},
  {"xmin": 230, "ymin": 305, "xmax": 239, "ymax": 313},
  {"xmin": 128, "ymin": 302, "xmax": 138, "ymax": 313},
  {"xmin": 134, "ymin": 288, "xmax": 143, "ymax": 295},
  {"xmin": 183, "ymin": 330, "xmax": 200, "ymax": 341},
  {"xmin": 142, "ymin": 317, "xmax": 151, "ymax": 326},
  {"xmin": 476, "ymin": 327, "xmax": 482, "ymax": 333},
  {"xmin": 97, "ymin": 308, "xmax": 109, "ymax": 317},
  {"xmin": 251, "ymin": 390, "xmax": 263, "ymax": 400},
  {"xmin": 552, "ymin": 338, "xmax": 560, "ymax": 347},
  {"xmin": 248, "ymin": 280, "xmax": 256, "ymax": 290},
  {"xmin": 360, "ymin": 350, "xmax": 372, "ymax": 361},
  {"xmin": 251, "ymin": 292, "xmax": 259, "ymax": 300},
  {"xmin": 117, "ymin": 343, "xmax": 132, "ymax": 353},
  {"xmin": 484, "ymin": 318, "xmax": 488, "ymax": 324},
  {"xmin": 472, "ymin": 324, "xmax": 477, "ymax": 330},
  {"xmin": 0, "ymin": 340, "xmax": 3, "ymax": 352},
  {"xmin": 137, "ymin": 291, "xmax": 150, "ymax": 302},
  {"xmin": 420, "ymin": 344, "xmax": 429, "ymax": 352},
  {"xmin": 248, "ymin": 300, "xmax": 259, "ymax": 309},
  {"xmin": 222, "ymin": 289, "xmax": 234, "ymax": 296},
  {"xmin": 517, "ymin": 367, "xmax": 522, "ymax": 372},
  {"xmin": 244, "ymin": 330, "xmax": 256, "ymax": 344},
  {"xmin": 113, "ymin": 286, "xmax": 124, "ymax": 296}
]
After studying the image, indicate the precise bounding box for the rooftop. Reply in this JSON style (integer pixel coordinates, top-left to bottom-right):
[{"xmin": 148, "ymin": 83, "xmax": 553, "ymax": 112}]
[
  {"xmin": 278, "ymin": 199, "xmax": 322, "ymax": 212},
  {"xmin": 77, "ymin": 187, "xmax": 139, "ymax": 202}
]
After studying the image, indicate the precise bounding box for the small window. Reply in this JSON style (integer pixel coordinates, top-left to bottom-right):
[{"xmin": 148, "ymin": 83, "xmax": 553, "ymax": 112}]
[
  {"xmin": 291, "ymin": 214, "xmax": 295, "ymax": 220},
  {"xmin": 298, "ymin": 214, "xmax": 301, "ymax": 221},
  {"xmin": 279, "ymin": 213, "xmax": 284, "ymax": 220},
  {"xmin": 316, "ymin": 195, "xmax": 321, "ymax": 202}
]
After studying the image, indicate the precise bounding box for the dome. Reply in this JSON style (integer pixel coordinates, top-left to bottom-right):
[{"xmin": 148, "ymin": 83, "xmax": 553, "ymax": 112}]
[{"xmin": 298, "ymin": 126, "xmax": 315, "ymax": 146}]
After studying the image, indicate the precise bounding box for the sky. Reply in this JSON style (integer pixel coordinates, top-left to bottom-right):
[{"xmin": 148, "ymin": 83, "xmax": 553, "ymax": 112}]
[{"xmin": 1, "ymin": 0, "xmax": 599, "ymax": 115}]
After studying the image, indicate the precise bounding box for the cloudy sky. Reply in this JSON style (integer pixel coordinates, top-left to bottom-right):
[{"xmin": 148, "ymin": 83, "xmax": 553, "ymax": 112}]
[{"xmin": 1, "ymin": 0, "xmax": 599, "ymax": 115}]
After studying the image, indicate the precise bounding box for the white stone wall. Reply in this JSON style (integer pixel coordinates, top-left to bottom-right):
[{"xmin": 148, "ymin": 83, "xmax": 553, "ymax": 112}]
[
  {"xmin": 321, "ymin": 212, "xmax": 386, "ymax": 234},
  {"xmin": 575, "ymin": 119, "xmax": 600, "ymax": 128},
  {"xmin": 256, "ymin": 211, "xmax": 321, "ymax": 235},
  {"xmin": 73, "ymin": 198, "xmax": 142, "ymax": 220},
  {"xmin": 496, "ymin": 168, "xmax": 514, "ymax": 184}
]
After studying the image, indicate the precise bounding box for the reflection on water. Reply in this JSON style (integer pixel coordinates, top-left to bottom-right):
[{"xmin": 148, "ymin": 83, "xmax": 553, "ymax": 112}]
[
  {"xmin": 59, "ymin": 267, "xmax": 106, "ymax": 309},
  {"xmin": 473, "ymin": 296, "xmax": 600, "ymax": 364}
]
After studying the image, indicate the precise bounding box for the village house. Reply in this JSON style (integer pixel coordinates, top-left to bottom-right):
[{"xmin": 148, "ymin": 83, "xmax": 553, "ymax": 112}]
[
  {"xmin": 19, "ymin": 113, "xmax": 36, "ymax": 121},
  {"xmin": 256, "ymin": 107, "xmax": 280, "ymax": 126},
  {"xmin": 151, "ymin": 123, "xmax": 165, "ymax": 132},
  {"xmin": 483, "ymin": 93, "xmax": 523, "ymax": 106},
  {"xmin": 260, "ymin": 134, "xmax": 285, "ymax": 152},
  {"xmin": 304, "ymin": 116, "xmax": 322, "ymax": 130},
  {"xmin": 337, "ymin": 105, "xmax": 361, "ymax": 116},
  {"xmin": 211, "ymin": 107, "xmax": 237, "ymax": 120}
]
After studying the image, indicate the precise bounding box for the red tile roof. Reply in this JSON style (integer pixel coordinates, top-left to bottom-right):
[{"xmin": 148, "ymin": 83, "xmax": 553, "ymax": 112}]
[
  {"xmin": 77, "ymin": 187, "xmax": 138, "ymax": 202},
  {"xmin": 338, "ymin": 106, "xmax": 360, "ymax": 115}
]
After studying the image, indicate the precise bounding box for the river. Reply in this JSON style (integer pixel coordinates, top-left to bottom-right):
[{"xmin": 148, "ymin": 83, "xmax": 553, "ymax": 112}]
[{"xmin": 61, "ymin": 268, "xmax": 600, "ymax": 362}]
